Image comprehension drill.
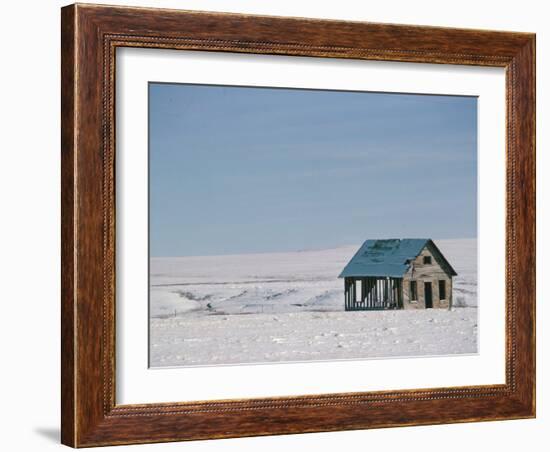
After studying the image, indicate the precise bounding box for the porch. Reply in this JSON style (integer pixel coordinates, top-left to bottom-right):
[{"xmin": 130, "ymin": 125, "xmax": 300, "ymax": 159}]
[{"xmin": 344, "ymin": 276, "xmax": 403, "ymax": 311}]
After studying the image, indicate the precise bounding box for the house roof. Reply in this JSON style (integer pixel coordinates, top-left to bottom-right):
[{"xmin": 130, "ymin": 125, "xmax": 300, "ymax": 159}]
[{"xmin": 338, "ymin": 239, "xmax": 457, "ymax": 278}]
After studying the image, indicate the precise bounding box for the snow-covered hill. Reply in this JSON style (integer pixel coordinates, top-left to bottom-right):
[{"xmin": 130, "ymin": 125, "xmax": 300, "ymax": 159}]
[
  {"xmin": 149, "ymin": 238, "xmax": 477, "ymax": 319},
  {"xmin": 149, "ymin": 239, "xmax": 477, "ymax": 367}
]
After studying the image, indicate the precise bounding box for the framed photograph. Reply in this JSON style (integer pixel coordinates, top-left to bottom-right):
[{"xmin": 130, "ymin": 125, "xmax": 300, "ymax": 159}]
[{"xmin": 61, "ymin": 3, "xmax": 535, "ymax": 447}]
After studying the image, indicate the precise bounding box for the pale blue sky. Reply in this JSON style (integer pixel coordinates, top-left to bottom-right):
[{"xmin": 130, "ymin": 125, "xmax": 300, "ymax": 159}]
[{"xmin": 149, "ymin": 83, "xmax": 477, "ymax": 257}]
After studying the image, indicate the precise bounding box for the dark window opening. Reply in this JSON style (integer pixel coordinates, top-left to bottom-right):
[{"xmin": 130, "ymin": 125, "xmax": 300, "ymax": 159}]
[
  {"xmin": 423, "ymin": 256, "xmax": 432, "ymax": 265},
  {"xmin": 410, "ymin": 281, "xmax": 417, "ymax": 301},
  {"xmin": 439, "ymin": 280, "xmax": 446, "ymax": 300}
]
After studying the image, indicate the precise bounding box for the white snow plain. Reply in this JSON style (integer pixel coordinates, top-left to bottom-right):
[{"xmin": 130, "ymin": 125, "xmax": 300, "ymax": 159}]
[{"xmin": 149, "ymin": 238, "xmax": 477, "ymax": 367}]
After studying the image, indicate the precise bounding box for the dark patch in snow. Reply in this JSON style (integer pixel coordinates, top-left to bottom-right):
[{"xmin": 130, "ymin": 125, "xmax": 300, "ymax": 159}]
[
  {"xmin": 307, "ymin": 289, "xmax": 339, "ymax": 304},
  {"xmin": 174, "ymin": 291, "xmax": 213, "ymax": 301},
  {"xmin": 265, "ymin": 289, "xmax": 298, "ymax": 300},
  {"xmin": 226, "ymin": 290, "xmax": 249, "ymax": 300}
]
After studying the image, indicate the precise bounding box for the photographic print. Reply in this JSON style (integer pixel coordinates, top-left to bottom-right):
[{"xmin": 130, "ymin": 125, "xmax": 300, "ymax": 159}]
[{"xmin": 148, "ymin": 83, "xmax": 478, "ymax": 368}]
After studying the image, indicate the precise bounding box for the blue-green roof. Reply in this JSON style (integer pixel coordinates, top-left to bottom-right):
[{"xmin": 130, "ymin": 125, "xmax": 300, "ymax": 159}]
[{"xmin": 339, "ymin": 239, "xmax": 430, "ymax": 278}]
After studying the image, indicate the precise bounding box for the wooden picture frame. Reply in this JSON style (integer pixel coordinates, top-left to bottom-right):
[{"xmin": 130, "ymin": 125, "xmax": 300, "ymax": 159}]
[{"xmin": 61, "ymin": 3, "xmax": 535, "ymax": 447}]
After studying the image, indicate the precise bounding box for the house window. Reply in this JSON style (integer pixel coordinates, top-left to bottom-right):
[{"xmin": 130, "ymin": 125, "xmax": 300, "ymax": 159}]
[
  {"xmin": 439, "ymin": 280, "xmax": 446, "ymax": 300},
  {"xmin": 423, "ymin": 256, "xmax": 432, "ymax": 265},
  {"xmin": 410, "ymin": 281, "xmax": 418, "ymax": 301}
]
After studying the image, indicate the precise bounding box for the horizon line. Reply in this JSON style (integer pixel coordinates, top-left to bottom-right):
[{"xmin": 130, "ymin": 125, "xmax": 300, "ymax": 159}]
[{"xmin": 150, "ymin": 237, "xmax": 478, "ymax": 259}]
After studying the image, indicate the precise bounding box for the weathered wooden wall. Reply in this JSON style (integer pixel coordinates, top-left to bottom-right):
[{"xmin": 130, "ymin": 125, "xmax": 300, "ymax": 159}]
[{"xmin": 402, "ymin": 247, "xmax": 453, "ymax": 309}]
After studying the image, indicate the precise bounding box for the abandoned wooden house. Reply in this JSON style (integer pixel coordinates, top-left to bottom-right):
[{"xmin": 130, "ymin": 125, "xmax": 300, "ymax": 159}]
[{"xmin": 339, "ymin": 239, "xmax": 457, "ymax": 311}]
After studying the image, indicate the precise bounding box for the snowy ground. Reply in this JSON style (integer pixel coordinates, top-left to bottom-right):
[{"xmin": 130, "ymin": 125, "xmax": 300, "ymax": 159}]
[{"xmin": 150, "ymin": 238, "xmax": 477, "ymax": 367}]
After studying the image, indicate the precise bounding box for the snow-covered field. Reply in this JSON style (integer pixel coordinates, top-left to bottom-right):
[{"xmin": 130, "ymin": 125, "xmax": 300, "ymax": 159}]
[{"xmin": 150, "ymin": 239, "xmax": 477, "ymax": 367}]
